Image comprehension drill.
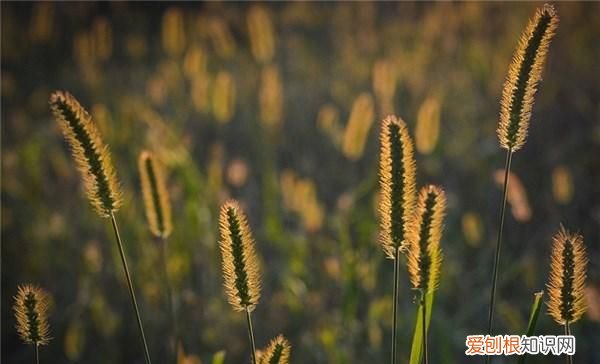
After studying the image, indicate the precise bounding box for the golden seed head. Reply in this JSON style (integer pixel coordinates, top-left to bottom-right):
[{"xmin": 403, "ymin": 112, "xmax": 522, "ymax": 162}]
[
  {"xmin": 378, "ymin": 115, "xmax": 417, "ymax": 259},
  {"xmin": 139, "ymin": 150, "xmax": 173, "ymax": 238},
  {"xmin": 218, "ymin": 200, "xmax": 261, "ymax": 311},
  {"xmin": 498, "ymin": 4, "xmax": 559, "ymax": 152},
  {"xmin": 407, "ymin": 185, "xmax": 446, "ymax": 292},
  {"xmin": 247, "ymin": 5, "xmax": 275, "ymax": 64},
  {"xmin": 259, "ymin": 335, "xmax": 291, "ymax": 364},
  {"xmin": 13, "ymin": 285, "xmax": 51, "ymax": 346},
  {"xmin": 49, "ymin": 90, "xmax": 122, "ymax": 217},
  {"xmin": 546, "ymin": 226, "xmax": 588, "ymax": 325}
]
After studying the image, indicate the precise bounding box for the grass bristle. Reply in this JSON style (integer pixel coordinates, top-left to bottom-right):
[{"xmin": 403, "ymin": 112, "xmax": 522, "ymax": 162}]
[
  {"xmin": 138, "ymin": 150, "xmax": 172, "ymax": 239},
  {"xmin": 407, "ymin": 185, "xmax": 446, "ymax": 292},
  {"xmin": 378, "ymin": 115, "xmax": 417, "ymax": 259},
  {"xmin": 258, "ymin": 335, "xmax": 291, "ymax": 364},
  {"xmin": 546, "ymin": 226, "xmax": 588, "ymax": 325},
  {"xmin": 49, "ymin": 90, "xmax": 122, "ymax": 217},
  {"xmin": 218, "ymin": 200, "xmax": 261, "ymax": 312},
  {"xmin": 13, "ymin": 284, "xmax": 51, "ymax": 346},
  {"xmin": 498, "ymin": 4, "xmax": 559, "ymax": 152}
]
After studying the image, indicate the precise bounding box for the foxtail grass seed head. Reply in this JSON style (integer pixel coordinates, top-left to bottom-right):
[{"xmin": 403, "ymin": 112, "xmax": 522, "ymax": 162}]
[
  {"xmin": 13, "ymin": 285, "xmax": 51, "ymax": 346},
  {"xmin": 407, "ymin": 185, "xmax": 446, "ymax": 292},
  {"xmin": 139, "ymin": 150, "xmax": 173, "ymax": 239},
  {"xmin": 49, "ymin": 91, "xmax": 122, "ymax": 217},
  {"xmin": 378, "ymin": 115, "xmax": 417, "ymax": 259},
  {"xmin": 218, "ymin": 200, "xmax": 261, "ymax": 311},
  {"xmin": 546, "ymin": 226, "xmax": 588, "ymax": 325},
  {"xmin": 259, "ymin": 335, "xmax": 291, "ymax": 364},
  {"xmin": 498, "ymin": 4, "xmax": 558, "ymax": 152}
]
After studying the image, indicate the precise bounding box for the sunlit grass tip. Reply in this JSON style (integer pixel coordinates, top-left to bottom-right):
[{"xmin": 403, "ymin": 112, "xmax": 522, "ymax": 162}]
[
  {"xmin": 407, "ymin": 185, "xmax": 446, "ymax": 292},
  {"xmin": 498, "ymin": 3, "xmax": 559, "ymax": 152},
  {"xmin": 378, "ymin": 115, "xmax": 417, "ymax": 259},
  {"xmin": 546, "ymin": 226, "xmax": 587, "ymax": 325},
  {"xmin": 138, "ymin": 150, "xmax": 172, "ymax": 239},
  {"xmin": 13, "ymin": 284, "xmax": 51, "ymax": 346},
  {"xmin": 218, "ymin": 200, "xmax": 261, "ymax": 312},
  {"xmin": 258, "ymin": 335, "xmax": 291, "ymax": 364},
  {"xmin": 49, "ymin": 90, "xmax": 122, "ymax": 217}
]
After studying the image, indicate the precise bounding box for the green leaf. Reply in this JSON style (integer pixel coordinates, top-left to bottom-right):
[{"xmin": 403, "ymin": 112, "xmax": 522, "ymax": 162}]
[
  {"xmin": 409, "ymin": 290, "xmax": 435, "ymax": 364},
  {"xmin": 518, "ymin": 291, "xmax": 544, "ymax": 364}
]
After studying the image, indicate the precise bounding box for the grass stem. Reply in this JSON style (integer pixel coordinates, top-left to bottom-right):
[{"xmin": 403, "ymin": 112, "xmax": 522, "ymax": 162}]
[
  {"xmin": 159, "ymin": 237, "xmax": 177, "ymax": 364},
  {"xmin": 485, "ymin": 149, "xmax": 512, "ymax": 364},
  {"xmin": 421, "ymin": 291, "xmax": 428, "ymax": 364},
  {"xmin": 110, "ymin": 212, "xmax": 152, "ymax": 364},
  {"xmin": 391, "ymin": 246, "xmax": 401, "ymax": 364},
  {"xmin": 246, "ymin": 308, "xmax": 258, "ymax": 364},
  {"xmin": 565, "ymin": 321, "xmax": 573, "ymax": 364},
  {"xmin": 34, "ymin": 344, "xmax": 39, "ymax": 364}
]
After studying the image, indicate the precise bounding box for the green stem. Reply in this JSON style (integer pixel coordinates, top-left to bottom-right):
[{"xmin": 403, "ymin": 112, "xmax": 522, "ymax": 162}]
[
  {"xmin": 246, "ymin": 308, "xmax": 257, "ymax": 364},
  {"xmin": 485, "ymin": 149, "xmax": 512, "ymax": 364},
  {"xmin": 110, "ymin": 212, "xmax": 152, "ymax": 364},
  {"xmin": 159, "ymin": 237, "xmax": 177, "ymax": 364},
  {"xmin": 565, "ymin": 322, "xmax": 573, "ymax": 364},
  {"xmin": 421, "ymin": 291, "xmax": 428, "ymax": 364},
  {"xmin": 391, "ymin": 246, "xmax": 400, "ymax": 364},
  {"xmin": 34, "ymin": 344, "xmax": 39, "ymax": 364}
]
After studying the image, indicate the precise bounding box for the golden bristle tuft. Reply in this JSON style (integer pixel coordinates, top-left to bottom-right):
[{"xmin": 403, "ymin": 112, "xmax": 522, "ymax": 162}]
[
  {"xmin": 546, "ymin": 226, "xmax": 588, "ymax": 325},
  {"xmin": 138, "ymin": 150, "xmax": 173, "ymax": 239},
  {"xmin": 49, "ymin": 91, "xmax": 122, "ymax": 217},
  {"xmin": 498, "ymin": 4, "xmax": 559, "ymax": 152},
  {"xmin": 13, "ymin": 284, "xmax": 51, "ymax": 346},
  {"xmin": 378, "ymin": 115, "xmax": 417, "ymax": 259},
  {"xmin": 407, "ymin": 185, "xmax": 446, "ymax": 292},
  {"xmin": 218, "ymin": 200, "xmax": 261, "ymax": 311},
  {"xmin": 259, "ymin": 335, "xmax": 291, "ymax": 364}
]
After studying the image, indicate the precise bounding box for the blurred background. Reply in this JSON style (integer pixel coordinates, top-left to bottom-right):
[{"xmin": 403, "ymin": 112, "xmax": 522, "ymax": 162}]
[{"xmin": 2, "ymin": 2, "xmax": 599, "ymax": 363}]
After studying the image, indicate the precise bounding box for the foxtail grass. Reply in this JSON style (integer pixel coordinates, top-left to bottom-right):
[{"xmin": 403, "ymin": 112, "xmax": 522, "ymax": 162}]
[
  {"xmin": 49, "ymin": 91, "xmax": 151, "ymax": 364},
  {"xmin": 14, "ymin": 285, "xmax": 51, "ymax": 364},
  {"xmin": 218, "ymin": 200, "xmax": 262, "ymax": 364},
  {"xmin": 138, "ymin": 150, "xmax": 176, "ymax": 363},
  {"xmin": 546, "ymin": 227, "xmax": 587, "ymax": 364},
  {"xmin": 407, "ymin": 185, "xmax": 446, "ymax": 364},
  {"xmin": 258, "ymin": 335, "xmax": 291, "ymax": 364},
  {"xmin": 378, "ymin": 115, "xmax": 416, "ymax": 364},
  {"xmin": 486, "ymin": 6, "xmax": 558, "ymax": 359}
]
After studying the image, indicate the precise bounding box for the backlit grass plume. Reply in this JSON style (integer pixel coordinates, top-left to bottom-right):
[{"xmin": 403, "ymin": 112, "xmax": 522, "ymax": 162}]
[
  {"xmin": 50, "ymin": 91, "xmax": 151, "ymax": 364},
  {"xmin": 486, "ymin": 6, "xmax": 558, "ymax": 351},
  {"xmin": 218, "ymin": 200, "xmax": 261, "ymax": 364},
  {"xmin": 407, "ymin": 185, "xmax": 446, "ymax": 293},
  {"xmin": 258, "ymin": 335, "xmax": 291, "ymax": 364},
  {"xmin": 497, "ymin": 4, "xmax": 558, "ymax": 152},
  {"xmin": 546, "ymin": 226, "xmax": 587, "ymax": 328},
  {"xmin": 378, "ymin": 115, "xmax": 417, "ymax": 258},
  {"xmin": 407, "ymin": 185, "xmax": 446, "ymax": 364},
  {"xmin": 49, "ymin": 90, "xmax": 122, "ymax": 217},
  {"xmin": 14, "ymin": 285, "xmax": 51, "ymax": 363},
  {"xmin": 139, "ymin": 150, "xmax": 172, "ymax": 239},
  {"xmin": 378, "ymin": 115, "xmax": 416, "ymax": 364}
]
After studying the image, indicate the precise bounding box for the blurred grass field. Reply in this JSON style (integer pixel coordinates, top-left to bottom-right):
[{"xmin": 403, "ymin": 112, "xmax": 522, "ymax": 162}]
[{"xmin": 2, "ymin": 2, "xmax": 599, "ymax": 363}]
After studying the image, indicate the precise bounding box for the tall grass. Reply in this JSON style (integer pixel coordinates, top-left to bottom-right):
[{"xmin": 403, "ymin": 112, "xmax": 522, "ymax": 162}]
[
  {"xmin": 378, "ymin": 115, "xmax": 416, "ymax": 364},
  {"xmin": 546, "ymin": 227, "xmax": 588, "ymax": 364},
  {"xmin": 49, "ymin": 91, "xmax": 152, "ymax": 364},
  {"xmin": 406, "ymin": 186, "xmax": 446, "ymax": 364},
  {"xmin": 13, "ymin": 285, "xmax": 51, "ymax": 364},
  {"xmin": 486, "ymin": 6, "xmax": 559, "ymax": 358},
  {"xmin": 218, "ymin": 200, "xmax": 262, "ymax": 364},
  {"xmin": 138, "ymin": 150, "xmax": 176, "ymax": 362}
]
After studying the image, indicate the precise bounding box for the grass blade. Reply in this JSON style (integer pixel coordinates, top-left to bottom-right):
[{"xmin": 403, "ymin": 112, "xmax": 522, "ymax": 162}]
[
  {"xmin": 409, "ymin": 290, "xmax": 434, "ymax": 364},
  {"xmin": 517, "ymin": 291, "xmax": 544, "ymax": 364}
]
